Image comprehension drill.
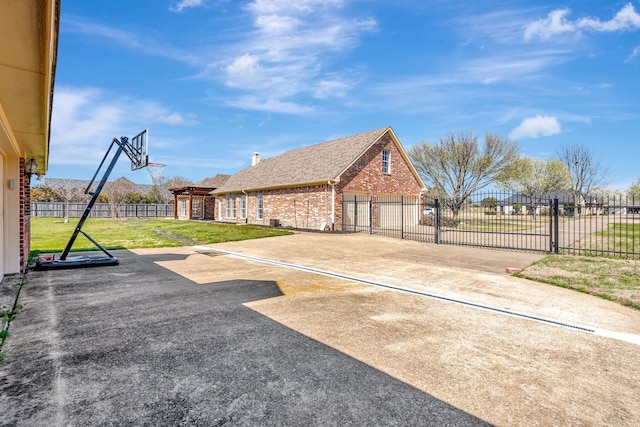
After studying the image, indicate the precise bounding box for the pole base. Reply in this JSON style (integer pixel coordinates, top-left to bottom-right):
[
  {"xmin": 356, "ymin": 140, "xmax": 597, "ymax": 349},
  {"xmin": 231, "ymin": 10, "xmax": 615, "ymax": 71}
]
[{"xmin": 34, "ymin": 255, "xmax": 119, "ymax": 271}]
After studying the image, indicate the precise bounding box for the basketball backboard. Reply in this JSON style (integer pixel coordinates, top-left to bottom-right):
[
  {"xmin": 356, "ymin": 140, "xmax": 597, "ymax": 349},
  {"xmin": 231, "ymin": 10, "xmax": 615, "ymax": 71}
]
[{"xmin": 130, "ymin": 129, "xmax": 149, "ymax": 170}]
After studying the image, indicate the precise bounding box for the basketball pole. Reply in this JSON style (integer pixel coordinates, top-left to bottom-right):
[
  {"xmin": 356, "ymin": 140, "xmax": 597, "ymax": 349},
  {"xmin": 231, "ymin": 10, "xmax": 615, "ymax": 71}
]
[{"xmin": 36, "ymin": 134, "xmax": 147, "ymax": 270}]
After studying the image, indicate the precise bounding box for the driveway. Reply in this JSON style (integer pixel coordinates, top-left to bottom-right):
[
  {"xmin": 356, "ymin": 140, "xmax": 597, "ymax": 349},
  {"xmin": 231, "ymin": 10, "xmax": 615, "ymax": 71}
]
[{"xmin": 2, "ymin": 232, "xmax": 640, "ymax": 426}]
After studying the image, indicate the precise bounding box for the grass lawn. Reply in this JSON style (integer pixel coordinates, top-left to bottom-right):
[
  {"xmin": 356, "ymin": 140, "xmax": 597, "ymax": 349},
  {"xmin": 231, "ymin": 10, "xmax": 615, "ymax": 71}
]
[
  {"xmin": 31, "ymin": 217, "xmax": 640, "ymax": 311},
  {"xmin": 517, "ymin": 255, "xmax": 640, "ymax": 310},
  {"xmin": 30, "ymin": 217, "xmax": 293, "ymax": 254}
]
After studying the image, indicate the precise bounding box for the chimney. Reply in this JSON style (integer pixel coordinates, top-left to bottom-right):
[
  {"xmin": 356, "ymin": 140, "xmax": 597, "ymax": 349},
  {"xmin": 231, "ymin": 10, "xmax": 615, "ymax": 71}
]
[{"xmin": 252, "ymin": 152, "xmax": 260, "ymax": 166}]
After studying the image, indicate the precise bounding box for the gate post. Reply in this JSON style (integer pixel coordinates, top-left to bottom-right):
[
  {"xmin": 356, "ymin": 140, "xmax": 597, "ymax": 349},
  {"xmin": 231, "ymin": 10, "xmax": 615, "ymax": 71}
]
[
  {"xmin": 435, "ymin": 198, "xmax": 441, "ymax": 244},
  {"xmin": 354, "ymin": 195, "xmax": 358, "ymax": 232}
]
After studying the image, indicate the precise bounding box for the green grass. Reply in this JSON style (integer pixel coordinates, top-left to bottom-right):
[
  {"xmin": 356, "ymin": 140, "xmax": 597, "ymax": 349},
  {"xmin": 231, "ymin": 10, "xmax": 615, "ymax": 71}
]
[
  {"xmin": 31, "ymin": 217, "xmax": 293, "ymax": 254},
  {"xmin": 569, "ymin": 222, "xmax": 640, "ymax": 256},
  {"xmin": 516, "ymin": 255, "xmax": 640, "ymax": 310},
  {"xmin": 453, "ymin": 217, "xmax": 548, "ymax": 232}
]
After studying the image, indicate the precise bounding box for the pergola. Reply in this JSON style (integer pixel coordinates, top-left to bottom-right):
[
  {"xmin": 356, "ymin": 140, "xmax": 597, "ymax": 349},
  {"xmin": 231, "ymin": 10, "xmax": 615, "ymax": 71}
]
[{"xmin": 169, "ymin": 186, "xmax": 217, "ymax": 220}]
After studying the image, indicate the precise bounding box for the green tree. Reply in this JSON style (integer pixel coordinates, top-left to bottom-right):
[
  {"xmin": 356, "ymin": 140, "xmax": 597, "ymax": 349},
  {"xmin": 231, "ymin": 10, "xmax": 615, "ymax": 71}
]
[
  {"xmin": 123, "ymin": 192, "xmax": 149, "ymax": 204},
  {"xmin": 409, "ymin": 131, "xmax": 519, "ymax": 219},
  {"xmin": 31, "ymin": 185, "xmax": 57, "ymax": 202},
  {"xmin": 495, "ymin": 157, "xmax": 571, "ymax": 217},
  {"xmin": 480, "ymin": 197, "xmax": 498, "ymax": 211},
  {"xmin": 628, "ymin": 179, "xmax": 640, "ymax": 198}
]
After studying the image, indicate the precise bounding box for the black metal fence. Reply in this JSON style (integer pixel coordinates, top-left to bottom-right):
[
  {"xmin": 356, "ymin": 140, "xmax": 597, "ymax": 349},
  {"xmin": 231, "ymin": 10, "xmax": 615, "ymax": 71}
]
[
  {"xmin": 31, "ymin": 202, "xmax": 174, "ymax": 218},
  {"xmin": 342, "ymin": 192, "xmax": 640, "ymax": 258}
]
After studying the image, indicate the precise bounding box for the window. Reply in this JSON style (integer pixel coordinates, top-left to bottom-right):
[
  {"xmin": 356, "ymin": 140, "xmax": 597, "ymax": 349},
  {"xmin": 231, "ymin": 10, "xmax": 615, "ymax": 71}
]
[
  {"xmin": 192, "ymin": 199, "xmax": 201, "ymax": 218},
  {"xmin": 240, "ymin": 194, "xmax": 247, "ymax": 219},
  {"xmin": 256, "ymin": 194, "xmax": 263, "ymax": 220},
  {"xmin": 225, "ymin": 194, "xmax": 236, "ymax": 218},
  {"xmin": 382, "ymin": 149, "xmax": 390, "ymax": 174},
  {"xmin": 180, "ymin": 199, "xmax": 187, "ymax": 217}
]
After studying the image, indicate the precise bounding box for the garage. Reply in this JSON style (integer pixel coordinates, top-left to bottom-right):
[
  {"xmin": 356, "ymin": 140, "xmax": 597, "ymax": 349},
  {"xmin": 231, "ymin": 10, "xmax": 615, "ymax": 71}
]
[{"xmin": 342, "ymin": 192, "xmax": 371, "ymax": 231}]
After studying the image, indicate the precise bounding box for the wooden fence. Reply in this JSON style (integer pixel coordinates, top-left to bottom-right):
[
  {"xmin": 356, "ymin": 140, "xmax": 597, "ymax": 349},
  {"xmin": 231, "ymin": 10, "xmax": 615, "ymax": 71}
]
[{"xmin": 31, "ymin": 202, "xmax": 174, "ymax": 218}]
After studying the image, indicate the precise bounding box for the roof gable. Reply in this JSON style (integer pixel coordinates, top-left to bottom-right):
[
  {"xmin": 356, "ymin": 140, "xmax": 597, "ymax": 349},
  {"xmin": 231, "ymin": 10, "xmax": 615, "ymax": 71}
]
[{"xmin": 215, "ymin": 127, "xmax": 394, "ymax": 193}]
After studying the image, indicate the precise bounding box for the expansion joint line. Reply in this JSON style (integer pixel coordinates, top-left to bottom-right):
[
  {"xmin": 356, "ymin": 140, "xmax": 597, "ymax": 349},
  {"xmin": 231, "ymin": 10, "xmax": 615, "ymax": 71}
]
[{"xmin": 196, "ymin": 246, "xmax": 640, "ymax": 347}]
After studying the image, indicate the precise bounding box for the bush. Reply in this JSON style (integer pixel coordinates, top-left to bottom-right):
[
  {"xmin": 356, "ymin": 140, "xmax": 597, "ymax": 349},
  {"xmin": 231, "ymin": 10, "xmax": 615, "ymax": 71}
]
[{"xmin": 420, "ymin": 215, "xmax": 458, "ymax": 227}]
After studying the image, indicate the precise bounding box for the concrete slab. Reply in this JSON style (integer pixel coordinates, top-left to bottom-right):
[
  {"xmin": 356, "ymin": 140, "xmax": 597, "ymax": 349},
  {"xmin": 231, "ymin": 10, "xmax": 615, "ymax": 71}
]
[{"xmin": 2, "ymin": 232, "xmax": 640, "ymax": 426}]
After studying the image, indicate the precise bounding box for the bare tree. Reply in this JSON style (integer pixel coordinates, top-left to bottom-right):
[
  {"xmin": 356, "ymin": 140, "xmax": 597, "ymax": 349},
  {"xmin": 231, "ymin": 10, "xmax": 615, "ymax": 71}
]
[
  {"xmin": 495, "ymin": 157, "xmax": 571, "ymax": 217},
  {"xmin": 556, "ymin": 144, "xmax": 608, "ymax": 216},
  {"xmin": 49, "ymin": 179, "xmax": 90, "ymax": 222},
  {"xmin": 103, "ymin": 177, "xmax": 136, "ymax": 218},
  {"xmin": 409, "ymin": 131, "xmax": 519, "ymax": 219},
  {"xmin": 161, "ymin": 176, "xmax": 193, "ymax": 204}
]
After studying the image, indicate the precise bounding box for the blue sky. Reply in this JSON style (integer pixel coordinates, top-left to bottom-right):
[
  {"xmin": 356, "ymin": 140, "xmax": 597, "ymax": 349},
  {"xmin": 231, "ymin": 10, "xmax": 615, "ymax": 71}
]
[{"xmin": 49, "ymin": 0, "xmax": 640, "ymax": 189}]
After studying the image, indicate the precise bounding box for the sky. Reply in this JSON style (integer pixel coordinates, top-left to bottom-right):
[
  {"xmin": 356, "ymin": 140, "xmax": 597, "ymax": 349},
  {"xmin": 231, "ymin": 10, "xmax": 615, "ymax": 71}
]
[{"xmin": 48, "ymin": 0, "xmax": 640, "ymax": 189}]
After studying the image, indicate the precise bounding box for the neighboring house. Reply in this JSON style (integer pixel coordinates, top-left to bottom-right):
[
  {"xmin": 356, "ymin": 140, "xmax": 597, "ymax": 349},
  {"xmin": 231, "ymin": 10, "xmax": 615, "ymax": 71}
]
[
  {"xmin": 0, "ymin": 1, "xmax": 59, "ymax": 278},
  {"xmin": 170, "ymin": 174, "xmax": 230, "ymax": 220},
  {"xmin": 499, "ymin": 191, "xmax": 600, "ymax": 215},
  {"xmin": 212, "ymin": 127, "xmax": 426, "ymax": 230}
]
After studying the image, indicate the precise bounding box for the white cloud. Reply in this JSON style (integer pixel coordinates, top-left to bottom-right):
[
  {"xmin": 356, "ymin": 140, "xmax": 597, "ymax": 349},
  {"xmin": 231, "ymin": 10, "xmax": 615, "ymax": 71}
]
[
  {"xmin": 313, "ymin": 78, "xmax": 351, "ymax": 99},
  {"xmin": 524, "ymin": 9, "xmax": 576, "ymax": 41},
  {"xmin": 170, "ymin": 0, "xmax": 205, "ymax": 13},
  {"xmin": 509, "ymin": 115, "xmax": 562, "ymax": 140},
  {"xmin": 225, "ymin": 96, "xmax": 314, "ymax": 115},
  {"xmin": 64, "ymin": 16, "xmax": 200, "ymax": 65},
  {"xmin": 525, "ymin": 4, "xmax": 640, "ymax": 41},
  {"xmin": 50, "ymin": 87, "xmax": 195, "ymax": 165},
  {"xmin": 577, "ymin": 3, "xmax": 640, "ymax": 32},
  {"xmin": 625, "ymin": 45, "xmax": 640, "ymax": 62},
  {"xmin": 211, "ymin": 0, "xmax": 376, "ymax": 113}
]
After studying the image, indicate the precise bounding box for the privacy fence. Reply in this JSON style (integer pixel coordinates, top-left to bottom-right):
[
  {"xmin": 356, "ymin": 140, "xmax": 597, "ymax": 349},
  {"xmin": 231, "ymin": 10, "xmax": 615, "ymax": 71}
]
[
  {"xmin": 31, "ymin": 202, "xmax": 174, "ymax": 219},
  {"xmin": 342, "ymin": 192, "xmax": 640, "ymax": 258}
]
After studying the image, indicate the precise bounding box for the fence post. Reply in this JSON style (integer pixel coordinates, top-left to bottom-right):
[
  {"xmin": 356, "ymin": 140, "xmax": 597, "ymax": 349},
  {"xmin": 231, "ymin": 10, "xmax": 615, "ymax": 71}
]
[
  {"xmin": 401, "ymin": 195, "xmax": 404, "ymax": 239},
  {"xmin": 553, "ymin": 198, "xmax": 559, "ymax": 254},
  {"xmin": 435, "ymin": 198, "xmax": 441, "ymax": 244},
  {"xmin": 369, "ymin": 199, "xmax": 373, "ymax": 234},
  {"xmin": 549, "ymin": 199, "xmax": 554, "ymax": 252}
]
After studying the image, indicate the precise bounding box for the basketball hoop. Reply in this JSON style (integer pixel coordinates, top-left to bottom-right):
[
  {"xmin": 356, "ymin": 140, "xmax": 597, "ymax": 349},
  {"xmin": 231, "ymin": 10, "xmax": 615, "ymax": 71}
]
[{"xmin": 146, "ymin": 162, "xmax": 166, "ymax": 185}]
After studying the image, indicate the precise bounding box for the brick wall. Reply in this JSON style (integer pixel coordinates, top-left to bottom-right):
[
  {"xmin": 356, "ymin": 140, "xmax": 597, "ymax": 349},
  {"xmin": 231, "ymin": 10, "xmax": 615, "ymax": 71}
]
[
  {"xmin": 19, "ymin": 158, "xmax": 31, "ymax": 273},
  {"xmin": 335, "ymin": 132, "xmax": 423, "ymax": 228},
  {"xmin": 216, "ymin": 131, "xmax": 422, "ymax": 231},
  {"xmin": 175, "ymin": 195, "xmax": 216, "ymax": 220},
  {"xmin": 218, "ymin": 185, "xmax": 333, "ymax": 230}
]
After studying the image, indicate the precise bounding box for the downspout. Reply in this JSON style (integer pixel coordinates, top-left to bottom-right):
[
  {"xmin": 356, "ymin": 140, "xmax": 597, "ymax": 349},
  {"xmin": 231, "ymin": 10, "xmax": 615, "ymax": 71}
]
[
  {"xmin": 329, "ymin": 181, "xmax": 336, "ymax": 231},
  {"xmin": 242, "ymin": 190, "xmax": 248, "ymax": 223}
]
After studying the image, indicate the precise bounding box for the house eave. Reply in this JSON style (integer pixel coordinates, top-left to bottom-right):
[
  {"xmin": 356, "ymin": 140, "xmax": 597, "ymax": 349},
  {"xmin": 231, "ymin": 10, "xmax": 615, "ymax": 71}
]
[{"xmin": 212, "ymin": 179, "xmax": 339, "ymax": 195}]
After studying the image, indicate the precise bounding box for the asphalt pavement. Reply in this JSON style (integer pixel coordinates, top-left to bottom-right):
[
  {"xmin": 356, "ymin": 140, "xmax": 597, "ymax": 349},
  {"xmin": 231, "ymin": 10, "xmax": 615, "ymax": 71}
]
[{"xmin": 1, "ymin": 247, "xmax": 486, "ymax": 426}]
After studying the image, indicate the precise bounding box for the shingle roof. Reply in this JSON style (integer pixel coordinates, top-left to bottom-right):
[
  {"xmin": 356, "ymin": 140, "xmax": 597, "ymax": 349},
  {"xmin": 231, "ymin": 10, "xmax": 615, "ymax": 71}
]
[
  {"xmin": 195, "ymin": 174, "xmax": 231, "ymax": 188},
  {"xmin": 214, "ymin": 127, "xmax": 391, "ymax": 193}
]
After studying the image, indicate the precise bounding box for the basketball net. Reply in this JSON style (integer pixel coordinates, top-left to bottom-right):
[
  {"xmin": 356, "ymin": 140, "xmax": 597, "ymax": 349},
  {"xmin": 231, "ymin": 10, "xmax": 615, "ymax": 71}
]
[{"xmin": 146, "ymin": 162, "xmax": 166, "ymax": 185}]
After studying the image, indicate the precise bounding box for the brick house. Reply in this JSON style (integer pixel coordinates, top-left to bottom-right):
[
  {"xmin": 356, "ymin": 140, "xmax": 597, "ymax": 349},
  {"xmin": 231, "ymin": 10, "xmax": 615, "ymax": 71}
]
[
  {"xmin": 0, "ymin": 1, "xmax": 59, "ymax": 278},
  {"xmin": 212, "ymin": 127, "xmax": 425, "ymax": 230},
  {"xmin": 170, "ymin": 174, "xmax": 230, "ymax": 220}
]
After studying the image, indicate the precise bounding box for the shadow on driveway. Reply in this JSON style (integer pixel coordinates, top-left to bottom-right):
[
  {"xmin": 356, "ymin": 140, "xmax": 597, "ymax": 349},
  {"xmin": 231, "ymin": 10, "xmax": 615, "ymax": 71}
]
[{"xmin": 1, "ymin": 250, "xmax": 487, "ymax": 426}]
